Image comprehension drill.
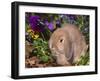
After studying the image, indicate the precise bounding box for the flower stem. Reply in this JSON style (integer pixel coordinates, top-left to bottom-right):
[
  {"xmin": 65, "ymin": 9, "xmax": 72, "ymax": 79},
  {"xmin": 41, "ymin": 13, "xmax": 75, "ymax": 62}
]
[{"xmin": 41, "ymin": 32, "xmax": 46, "ymax": 41}]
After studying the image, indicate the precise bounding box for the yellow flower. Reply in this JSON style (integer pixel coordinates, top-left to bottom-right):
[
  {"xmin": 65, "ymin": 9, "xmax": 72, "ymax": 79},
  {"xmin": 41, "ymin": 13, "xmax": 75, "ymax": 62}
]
[
  {"xmin": 34, "ymin": 34, "xmax": 39, "ymax": 39},
  {"xmin": 27, "ymin": 28, "xmax": 39, "ymax": 40},
  {"xmin": 27, "ymin": 29, "xmax": 33, "ymax": 33}
]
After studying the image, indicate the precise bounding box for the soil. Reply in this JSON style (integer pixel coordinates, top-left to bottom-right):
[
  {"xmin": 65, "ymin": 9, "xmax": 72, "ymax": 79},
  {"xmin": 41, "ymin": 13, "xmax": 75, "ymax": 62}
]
[{"xmin": 25, "ymin": 56, "xmax": 59, "ymax": 68}]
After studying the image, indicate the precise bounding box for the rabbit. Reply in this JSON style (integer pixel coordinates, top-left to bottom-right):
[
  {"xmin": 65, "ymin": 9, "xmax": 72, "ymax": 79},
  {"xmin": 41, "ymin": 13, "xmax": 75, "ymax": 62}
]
[{"xmin": 49, "ymin": 24, "xmax": 88, "ymax": 66}]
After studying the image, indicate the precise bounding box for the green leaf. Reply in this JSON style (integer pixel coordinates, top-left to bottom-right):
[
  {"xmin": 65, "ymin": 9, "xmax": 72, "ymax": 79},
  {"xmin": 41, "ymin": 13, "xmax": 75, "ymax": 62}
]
[{"xmin": 40, "ymin": 55, "xmax": 49, "ymax": 63}]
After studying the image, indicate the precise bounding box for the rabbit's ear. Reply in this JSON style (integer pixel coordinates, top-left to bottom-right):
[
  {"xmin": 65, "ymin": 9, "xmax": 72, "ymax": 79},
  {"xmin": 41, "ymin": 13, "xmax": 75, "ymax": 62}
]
[{"xmin": 65, "ymin": 43, "xmax": 74, "ymax": 62}]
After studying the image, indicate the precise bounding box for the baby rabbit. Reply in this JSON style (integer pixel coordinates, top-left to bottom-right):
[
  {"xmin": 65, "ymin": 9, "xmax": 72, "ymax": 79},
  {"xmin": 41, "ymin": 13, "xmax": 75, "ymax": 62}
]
[{"xmin": 49, "ymin": 24, "xmax": 88, "ymax": 66}]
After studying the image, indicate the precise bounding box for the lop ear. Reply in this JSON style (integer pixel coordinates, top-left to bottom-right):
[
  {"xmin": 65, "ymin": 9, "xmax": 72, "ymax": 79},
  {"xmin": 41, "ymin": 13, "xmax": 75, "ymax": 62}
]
[
  {"xmin": 65, "ymin": 41, "xmax": 74, "ymax": 63},
  {"xmin": 81, "ymin": 44, "xmax": 88, "ymax": 56}
]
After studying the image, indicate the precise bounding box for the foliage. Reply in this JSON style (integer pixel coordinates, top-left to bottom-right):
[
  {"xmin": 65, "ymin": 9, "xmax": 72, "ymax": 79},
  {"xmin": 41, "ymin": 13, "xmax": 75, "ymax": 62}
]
[
  {"xmin": 75, "ymin": 51, "xmax": 89, "ymax": 65},
  {"xmin": 32, "ymin": 38, "xmax": 51, "ymax": 63}
]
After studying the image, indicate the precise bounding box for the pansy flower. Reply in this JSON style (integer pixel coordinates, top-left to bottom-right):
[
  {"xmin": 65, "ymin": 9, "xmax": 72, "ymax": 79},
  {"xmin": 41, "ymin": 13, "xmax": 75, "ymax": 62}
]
[
  {"xmin": 45, "ymin": 20, "xmax": 54, "ymax": 31},
  {"xmin": 29, "ymin": 16, "xmax": 45, "ymax": 32}
]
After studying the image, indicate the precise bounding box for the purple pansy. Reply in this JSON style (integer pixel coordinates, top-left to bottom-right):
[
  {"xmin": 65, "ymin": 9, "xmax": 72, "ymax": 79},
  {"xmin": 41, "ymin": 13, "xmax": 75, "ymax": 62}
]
[
  {"xmin": 45, "ymin": 20, "xmax": 54, "ymax": 31},
  {"xmin": 63, "ymin": 14, "xmax": 77, "ymax": 24},
  {"xmin": 56, "ymin": 20, "xmax": 61, "ymax": 27},
  {"xmin": 66, "ymin": 14, "xmax": 76, "ymax": 20},
  {"xmin": 29, "ymin": 16, "xmax": 45, "ymax": 32},
  {"xmin": 48, "ymin": 22, "xmax": 54, "ymax": 31}
]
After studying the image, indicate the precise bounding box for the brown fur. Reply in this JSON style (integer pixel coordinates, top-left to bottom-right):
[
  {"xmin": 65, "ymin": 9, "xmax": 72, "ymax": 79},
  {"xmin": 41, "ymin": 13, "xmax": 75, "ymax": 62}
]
[{"xmin": 49, "ymin": 24, "xmax": 88, "ymax": 66}]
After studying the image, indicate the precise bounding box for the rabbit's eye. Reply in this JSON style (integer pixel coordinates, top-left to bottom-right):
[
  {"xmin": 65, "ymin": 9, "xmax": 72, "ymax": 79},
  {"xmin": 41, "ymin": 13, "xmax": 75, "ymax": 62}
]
[{"xmin": 60, "ymin": 39, "xmax": 63, "ymax": 43}]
